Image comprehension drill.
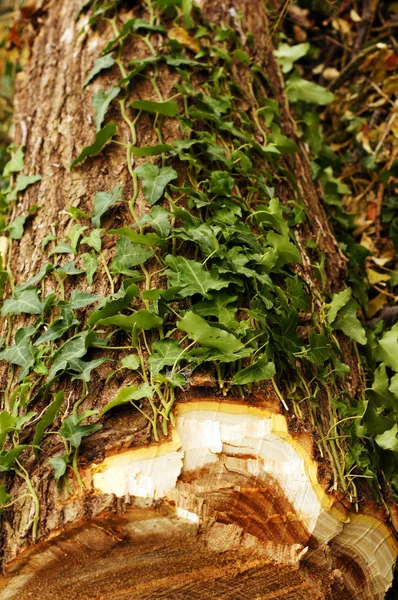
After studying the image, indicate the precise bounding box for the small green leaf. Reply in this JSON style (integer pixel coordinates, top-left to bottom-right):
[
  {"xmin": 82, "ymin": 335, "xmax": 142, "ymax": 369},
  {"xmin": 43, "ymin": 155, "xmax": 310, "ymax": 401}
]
[
  {"xmin": 165, "ymin": 255, "xmax": 229, "ymax": 298},
  {"xmin": 69, "ymin": 290, "xmax": 101, "ymax": 310},
  {"xmin": 1, "ymin": 289, "xmax": 43, "ymax": 317},
  {"xmin": 375, "ymin": 424, "xmax": 398, "ymax": 452},
  {"xmin": 108, "ymin": 227, "xmax": 161, "ymax": 247},
  {"xmin": 3, "ymin": 146, "xmax": 24, "ymax": 178},
  {"xmin": 57, "ymin": 260, "xmax": 84, "ymax": 276},
  {"xmin": 134, "ymin": 163, "xmax": 177, "ymax": 206},
  {"xmin": 120, "ymin": 354, "xmax": 140, "ymax": 370},
  {"xmin": 68, "ymin": 224, "xmax": 88, "ymax": 253},
  {"xmin": 0, "ymin": 484, "xmax": 11, "ymax": 505},
  {"xmin": 130, "ymin": 144, "xmax": 173, "ymax": 157},
  {"xmin": 93, "ymin": 86, "xmax": 120, "ymax": 132},
  {"xmin": 134, "ymin": 206, "xmax": 171, "ymax": 238},
  {"xmin": 286, "ymin": 72, "xmax": 335, "ymax": 106},
  {"xmin": 6, "ymin": 174, "xmax": 41, "ymax": 202},
  {"xmin": 81, "ymin": 228, "xmax": 102, "ymax": 252},
  {"xmin": 70, "ymin": 123, "xmax": 117, "ymax": 170},
  {"xmin": 100, "ymin": 383, "xmax": 154, "ymax": 416},
  {"xmin": 81, "ymin": 251, "xmax": 98, "ymax": 284},
  {"xmin": 326, "ymin": 288, "xmax": 352, "ymax": 325},
  {"xmin": 97, "ymin": 309, "xmax": 163, "ymax": 330},
  {"xmin": 110, "ymin": 237, "xmax": 154, "ymax": 276},
  {"xmin": 69, "ymin": 357, "xmax": 111, "ymax": 382},
  {"xmin": 231, "ymin": 356, "xmax": 276, "ymax": 385},
  {"xmin": 0, "ymin": 446, "xmax": 29, "ymax": 472},
  {"xmin": 49, "ymin": 242, "xmax": 74, "ymax": 256},
  {"xmin": 91, "ymin": 184, "xmax": 123, "ymax": 228},
  {"xmin": 267, "ymin": 231, "xmax": 301, "ymax": 266},
  {"xmin": 84, "ymin": 53, "xmax": 115, "ymax": 88},
  {"xmin": 178, "ymin": 311, "xmax": 244, "ymax": 354},
  {"xmin": 332, "ymin": 298, "xmax": 366, "ymax": 345},
  {"xmin": 87, "ymin": 283, "xmax": 139, "ymax": 326},
  {"xmin": 33, "ymin": 391, "xmax": 64, "ymax": 456},
  {"xmin": 210, "ymin": 170, "xmax": 235, "ymax": 196},
  {"xmin": 14, "ymin": 262, "xmax": 53, "ymax": 294},
  {"xmin": 7, "ymin": 214, "xmax": 27, "ymax": 240},
  {"xmin": 59, "ymin": 412, "xmax": 102, "ymax": 448},
  {"xmin": 49, "ymin": 455, "xmax": 69, "ymax": 483},
  {"xmin": 131, "ymin": 99, "xmax": 179, "ymax": 117},
  {"xmin": 274, "ymin": 42, "xmax": 310, "ymax": 73},
  {"xmin": 49, "ymin": 331, "xmax": 94, "ymax": 380}
]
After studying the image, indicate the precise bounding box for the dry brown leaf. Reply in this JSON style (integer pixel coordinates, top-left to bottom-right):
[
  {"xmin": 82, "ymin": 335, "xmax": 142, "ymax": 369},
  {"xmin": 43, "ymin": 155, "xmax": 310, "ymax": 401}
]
[
  {"xmin": 168, "ymin": 26, "xmax": 200, "ymax": 53},
  {"xmin": 366, "ymin": 292, "xmax": 389, "ymax": 319}
]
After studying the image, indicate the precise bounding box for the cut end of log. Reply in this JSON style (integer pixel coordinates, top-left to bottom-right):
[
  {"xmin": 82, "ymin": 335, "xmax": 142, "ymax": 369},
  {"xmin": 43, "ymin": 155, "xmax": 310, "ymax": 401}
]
[{"xmin": 0, "ymin": 401, "xmax": 396, "ymax": 599}]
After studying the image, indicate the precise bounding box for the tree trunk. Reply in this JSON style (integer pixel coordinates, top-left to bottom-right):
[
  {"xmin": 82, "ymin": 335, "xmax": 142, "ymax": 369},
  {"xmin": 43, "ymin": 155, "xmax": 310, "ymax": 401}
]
[{"xmin": 0, "ymin": 1, "xmax": 396, "ymax": 599}]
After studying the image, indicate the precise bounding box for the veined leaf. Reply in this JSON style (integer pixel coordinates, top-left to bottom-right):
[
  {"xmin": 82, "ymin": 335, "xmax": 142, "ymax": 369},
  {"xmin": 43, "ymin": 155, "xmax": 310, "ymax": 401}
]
[
  {"xmin": 134, "ymin": 163, "xmax": 177, "ymax": 206},
  {"xmin": 165, "ymin": 255, "xmax": 229, "ymax": 298},
  {"xmin": 81, "ymin": 228, "xmax": 102, "ymax": 252},
  {"xmin": 231, "ymin": 356, "xmax": 276, "ymax": 385},
  {"xmin": 49, "ymin": 455, "xmax": 69, "ymax": 483},
  {"xmin": 48, "ymin": 331, "xmax": 94, "ymax": 380},
  {"xmin": 69, "ymin": 357, "xmax": 111, "ymax": 382},
  {"xmin": 1, "ymin": 289, "xmax": 43, "ymax": 317},
  {"xmin": 130, "ymin": 143, "xmax": 173, "ymax": 157},
  {"xmin": 59, "ymin": 411, "xmax": 102, "ymax": 448},
  {"xmin": 69, "ymin": 290, "xmax": 101, "ymax": 310},
  {"xmin": 178, "ymin": 311, "xmax": 244, "ymax": 354},
  {"xmin": 91, "ymin": 184, "xmax": 123, "ymax": 228},
  {"xmin": 326, "ymin": 287, "xmax": 352, "ymax": 325},
  {"xmin": 131, "ymin": 99, "xmax": 179, "ymax": 117},
  {"xmin": 148, "ymin": 339, "xmax": 182, "ymax": 375},
  {"xmin": 97, "ymin": 309, "xmax": 163, "ymax": 330},
  {"xmin": 0, "ymin": 446, "xmax": 29, "ymax": 472},
  {"xmin": 267, "ymin": 231, "xmax": 301, "ymax": 266},
  {"xmin": 87, "ymin": 283, "xmax": 139, "ymax": 326},
  {"xmin": 70, "ymin": 123, "xmax": 117, "ymax": 170},
  {"xmin": 81, "ymin": 251, "xmax": 98, "ymax": 284},
  {"xmin": 274, "ymin": 42, "xmax": 310, "ymax": 73},
  {"xmin": 100, "ymin": 383, "xmax": 154, "ymax": 416},
  {"xmin": 134, "ymin": 206, "xmax": 171, "ymax": 238},
  {"xmin": 108, "ymin": 227, "xmax": 161, "ymax": 247},
  {"xmin": 6, "ymin": 174, "xmax": 41, "ymax": 202},
  {"xmin": 84, "ymin": 53, "xmax": 115, "ymax": 88},
  {"xmin": 110, "ymin": 238, "xmax": 154, "ymax": 276},
  {"xmin": 120, "ymin": 354, "xmax": 140, "ymax": 370},
  {"xmin": 332, "ymin": 298, "xmax": 366, "ymax": 345},
  {"xmin": 93, "ymin": 86, "xmax": 120, "ymax": 132}
]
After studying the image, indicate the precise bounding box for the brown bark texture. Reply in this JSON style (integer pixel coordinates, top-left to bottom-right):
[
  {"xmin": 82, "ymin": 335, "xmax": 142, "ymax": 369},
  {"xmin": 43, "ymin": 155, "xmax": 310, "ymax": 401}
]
[{"xmin": 0, "ymin": 0, "xmax": 396, "ymax": 599}]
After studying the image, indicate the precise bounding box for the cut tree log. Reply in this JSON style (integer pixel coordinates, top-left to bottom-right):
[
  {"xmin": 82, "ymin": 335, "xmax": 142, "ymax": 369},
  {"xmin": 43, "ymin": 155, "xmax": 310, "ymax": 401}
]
[{"xmin": 0, "ymin": 0, "xmax": 396, "ymax": 598}]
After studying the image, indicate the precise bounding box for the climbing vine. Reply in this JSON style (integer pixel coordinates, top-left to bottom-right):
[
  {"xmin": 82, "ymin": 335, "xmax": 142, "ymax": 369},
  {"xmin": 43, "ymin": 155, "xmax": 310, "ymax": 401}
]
[{"xmin": 0, "ymin": 0, "xmax": 395, "ymax": 540}]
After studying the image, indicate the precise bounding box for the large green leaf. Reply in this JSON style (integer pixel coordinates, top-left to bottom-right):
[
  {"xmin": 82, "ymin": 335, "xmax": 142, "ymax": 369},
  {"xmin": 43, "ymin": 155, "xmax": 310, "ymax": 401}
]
[
  {"xmin": 84, "ymin": 53, "xmax": 115, "ymax": 87},
  {"xmin": 134, "ymin": 206, "xmax": 171, "ymax": 238},
  {"xmin": 93, "ymin": 86, "xmax": 120, "ymax": 132},
  {"xmin": 97, "ymin": 309, "xmax": 163, "ymax": 330},
  {"xmin": 131, "ymin": 99, "xmax": 179, "ymax": 117},
  {"xmin": 231, "ymin": 356, "xmax": 276, "ymax": 385},
  {"xmin": 48, "ymin": 331, "xmax": 94, "ymax": 380},
  {"xmin": 376, "ymin": 324, "xmax": 398, "ymax": 371},
  {"xmin": 70, "ymin": 123, "xmax": 117, "ymax": 170},
  {"xmin": 88, "ymin": 283, "xmax": 139, "ymax": 326},
  {"xmin": 108, "ymin": 227, "xmax": 161, "ymax": 247},
  {"xmin": 326, "ymin": 287, "xmax": 352, "ymax": 325},
  {"xmin": 134, "ymin": 163, "xmax": 177, "ymax": 206},
  {"xmin": 100, "ymin": 383, "xmax": 154, "ymax": 416},
  {"xmin": 69, "ymin": 290, "xmax": 101, "ymax": 310},
  {"xmin": 165, "ymin": 256, "xmax": 229, "ymax": 298},
  {"xmin": 0, "ymin": 446, "xmax": 29, "ymax": 472},
  {"xmin": 332, "ymin": 298, "xmax": 366, "ymax": 345},
  {"xmin": 69, "ymin": 357, "xmax": 111, "ymax": 382},
  {"xmin": 178, "ymin": 311, "xmax": 244, "ymax": 354},
  {"xmin": 266, "ymin": 231, "xmax": 301, "ymax": 266},
  {"xmin": 274, "ymin": 42, "xmax": 310, "ymax": 73},
  {"xmin": 286, "ymin": 72, "xmax": 335, "ymax": 105},
  {"xmin": 375, "ymin": 424, "xmax": 398, "ymax": 453},
  {"xmin": 59, "ymin": 411, "xmax": 102, "ymax": 448},
  {"xmin": 91, "ymin": 184, "xmax": 123, "ymax": 228},
  {"xmin": 148, "ymin": 339, "xmax": 182, "ymax": 375},
  {"xmin": 6, "ymin": 174, "xmax": 41, "ymax": 202},
  {"xmin": 1, "ymin": 289, "xmax": 43, "ymax": 317}
]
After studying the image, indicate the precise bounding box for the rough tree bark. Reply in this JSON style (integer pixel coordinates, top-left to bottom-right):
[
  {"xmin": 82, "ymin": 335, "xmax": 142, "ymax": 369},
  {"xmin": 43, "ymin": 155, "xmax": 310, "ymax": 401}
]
[{"xmin": 0, "ymin": 1, "xmax": 396, "ymax": 599}]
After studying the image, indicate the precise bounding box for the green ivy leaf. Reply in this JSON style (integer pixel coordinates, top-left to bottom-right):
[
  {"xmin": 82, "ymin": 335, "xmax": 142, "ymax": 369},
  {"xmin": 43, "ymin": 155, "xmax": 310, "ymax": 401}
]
[
  {"xmin": 165, "ymin": 255, "xmax": 229, "ymax": 298},
  {"xmin": 178, "ymin": 311, "xmax": 244, "ymax": 354},
  {"xmin": 231, "ymin": 356, "xmax": 276, "ymax": 385},
  {"xmin": 91, "ymin": 184, "xmax": 123, "ymax": 228},
  {"xmin": 68, "ymin": 224, "xmax": 88, "ymax": 253},
  {"xmin": 326, "ymin": 288, "xmax": 352, "ymax": 325},
  {"xmin": 268, "ymin": 124, "xmax": 298, "ymax": 154},
  {"xmin": 59, "ymin": 411, "xmax": 102, "ymax": 448},
  {"xmin": 266, "ymin": 231, "xmax": 301, "ymax": 266},
  {"xmin": 0, "ymin": 329, "xmax": 36, "ymax": 381},
  {"xmin": 332, "ymin": 298, "xmax": 366, "ymax": 345},
  {"xmin": 376, "ymin": 324, "xmax": 398, "ymax": 371},
  {"xmin": 69, "ymin": 357, "xmax": 111, "ymax": 382},
  {"xmin": 49, "ymin": 455, "xmax": 69, "ymax": 483},
  {"xmin": 57, "ymin": 260, "xmax": 84, "ymax": 276},
  {"xmin": 97, "ymin": 309, "xmax": 163, "ymax": 330},
  {"xmin": 131, "ymin": 144, "xmax": 173, "ymax": 157},
  {"xmin": 131, "ymin": 99, "xmax": 179, "ymax": 117},
  {"xmin": 286, "ymin": 72, "xmax": 335, "ymax": 105},
  {"xmin": 1, "ymin": 289, "xmax": 43, "ymax": 317},
  {"xmin": 274, "ymin": 42, "xmax": 310, "ymax": 73},
  {"xmin": 32, "ymin": 391, "xmax": 64, "ymax": 456},
  {"xmin": 210, "ymin": 170, "xmax": 235, "ymax": 196},
  {"xmin": 6, "ymin": 174, "xmax": 41, "ymax": 202},
  {"xmin": 134, "ymin": 206, "xmax": 171, "ymax": 238},
  {"xmin": 134, "ymin": 163, "xmax": 177, "ymax": 206},
  {"xmin": 148, "ymin": 339, "xmax": 182, "ymax": 375},
  {"xmin": 48, "ymin": 331, "xmax": 94, "ymax": 380},
  {"xmin": 70, "ymin": 123, "xmax": 117, "ymax": 170},
  {"xmin": 15, "ymin": 262, "xmax": 53, "ymax": 294},
  {"xmin": 3, "ymin": 146, "xmax": 24, "ymax": 178},
  {"xmin": 69, "ymin": 290, "xmax": 101, "ymax": 310},
  {"xmin": 81, "ymin": 228, "xmax": 102, "ymax": 252},
  {"xmin": 93, "ymin": 86, "xmax": 120, "ymax": 132},
  {"xmin": 375, "ymin": 424, "xmax": 398, "ymax": 452},
  {"xmin": 87, "ymin": 283, "xmax": 139, "ymax": 326},
  {"xmin": 108, "ymin": 227, "xmax": 161, "ymax": 247},
  {"xmin": 81, "ymin": 251, "xmax": 98, "ymax": 284},
  {"xmin": 7, "ymin": 214, "xmax": 27, "ymax": 240},
  {"xmin": 0, "ymin": 484, "xmax": 11, "ymax": 505},
  {"xmin": 110, "ymin": 238, "xmax": 154, "ymax": 276},
  {"xmin": 83, "ymin": 53, "xmax": 115, "ymax": 88},
  {"xmin": 35, "ymin": 308, "xmax": 79, "ymax": 345},
  {"xmin": 120, "ymin": 354, "xmax": 140, "ymax": 370},
  {"xmin": 0, "ymin": 446, "xmax": 29, "ymax": 472},
  {"xmin": 100, "ymin": 383, "xmax": 154, "ymax": 416},
  {"xmin": 193, "ymin": 291, "xmax": 237, "ymax": 326},
  {"xmin": 49, "ymin": 242, "xmax": 74, "ymax": 256},
  {"xmin": 306, "ymin": 332, "xmax": 333, "ymax": 365}
]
